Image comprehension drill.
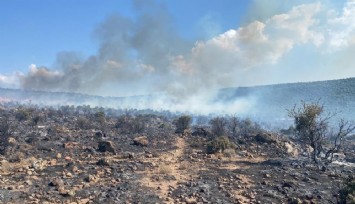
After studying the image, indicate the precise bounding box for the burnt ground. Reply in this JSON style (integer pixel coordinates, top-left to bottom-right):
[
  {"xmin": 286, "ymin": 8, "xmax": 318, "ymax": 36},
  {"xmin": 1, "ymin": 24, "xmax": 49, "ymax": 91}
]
[{"xmin": 0, "ymin": 107, "xmax": 354, "ymax": 204}]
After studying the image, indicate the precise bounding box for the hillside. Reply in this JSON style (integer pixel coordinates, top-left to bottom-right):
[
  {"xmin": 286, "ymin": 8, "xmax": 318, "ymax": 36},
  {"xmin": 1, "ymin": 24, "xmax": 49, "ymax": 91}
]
[
  {"xmin": 1, "ymin": 77, "xmax": 355, "ymax": 121},
  {"xmin": 218, "ymin": 78, "xmax": 355, "ymax": 121}
]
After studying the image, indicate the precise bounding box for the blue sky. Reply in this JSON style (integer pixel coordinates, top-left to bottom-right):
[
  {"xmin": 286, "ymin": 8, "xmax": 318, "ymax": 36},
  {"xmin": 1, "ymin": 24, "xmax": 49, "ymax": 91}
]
[{"xmin": 0, "ymin": 0, "xmax": 250, "ymax": 74}]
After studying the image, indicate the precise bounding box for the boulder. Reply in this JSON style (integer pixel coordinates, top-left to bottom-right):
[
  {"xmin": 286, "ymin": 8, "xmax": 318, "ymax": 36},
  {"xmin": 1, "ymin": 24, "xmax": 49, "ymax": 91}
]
[
  {"xmin": 97, "ymin": 141, "xmax": 115, "ymax": 153},
  {"xmin": 133, "ymin": 136, "xmax": 148, "ymax": 147}
]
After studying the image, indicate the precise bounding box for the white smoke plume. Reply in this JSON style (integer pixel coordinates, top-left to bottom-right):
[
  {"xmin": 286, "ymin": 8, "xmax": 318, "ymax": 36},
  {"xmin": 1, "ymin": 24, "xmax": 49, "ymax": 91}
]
[{"xmin": 10, "ymin": 0, "xmax": 355, "ymax": 114}]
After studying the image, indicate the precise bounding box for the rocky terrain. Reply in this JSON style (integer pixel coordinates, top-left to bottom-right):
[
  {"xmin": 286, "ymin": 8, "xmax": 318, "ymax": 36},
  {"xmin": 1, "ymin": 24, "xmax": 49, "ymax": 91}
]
[{"xmin": 0, "ymin": 104, "xmax": 354, "ymax": 204}]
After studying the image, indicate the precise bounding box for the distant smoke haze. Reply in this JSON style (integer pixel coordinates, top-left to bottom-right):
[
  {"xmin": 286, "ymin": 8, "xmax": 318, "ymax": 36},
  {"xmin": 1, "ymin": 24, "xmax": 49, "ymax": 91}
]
[{"xmin": 1, "ymin": 0, "xmax": 355, "ymax": 114}]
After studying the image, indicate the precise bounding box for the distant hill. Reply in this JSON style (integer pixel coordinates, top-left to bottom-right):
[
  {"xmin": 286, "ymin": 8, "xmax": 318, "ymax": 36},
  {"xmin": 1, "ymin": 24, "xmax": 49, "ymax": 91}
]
[
  {"xmin": 1, "ymin": 77, "xmax": 355, "ymax": 121},
  {"xmin": 217, "ymin": 77, "xmax": 355, "ymax": 121}
]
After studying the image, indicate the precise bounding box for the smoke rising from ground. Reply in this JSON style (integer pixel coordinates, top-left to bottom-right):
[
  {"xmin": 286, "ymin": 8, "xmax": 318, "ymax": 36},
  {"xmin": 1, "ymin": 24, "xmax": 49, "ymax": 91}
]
[{"xmin": 4, "ymin": 0, "xmax": 355, "ymax": 114}]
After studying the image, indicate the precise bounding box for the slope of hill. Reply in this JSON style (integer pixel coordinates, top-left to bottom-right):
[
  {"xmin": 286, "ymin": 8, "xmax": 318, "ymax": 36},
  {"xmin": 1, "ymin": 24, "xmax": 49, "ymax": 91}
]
[
  {"xmin": 218, "ymin": 77, "xmax": 355, "ymax": 121},
  {"xmin": 1, "ymin": 77, "xmax": 355, "ymax": 121}
]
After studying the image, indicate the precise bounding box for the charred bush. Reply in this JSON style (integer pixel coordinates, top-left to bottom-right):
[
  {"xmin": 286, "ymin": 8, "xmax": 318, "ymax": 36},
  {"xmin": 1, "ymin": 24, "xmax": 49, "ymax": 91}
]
[
  {"xmin": 15, "ymin": 108, "xmax": 30, "ymax": 122},
  {"xmin": 76, "ymin": 117, "xmax": 92, "ymax": 130},
  {"xmin": 338, "ymin": 177, "xmax": 355, "ymax": 204},
  {"xmin": 94, "ymin": 111, "xmax": 106, "ymax": 125},
  {"xmin": 31, "ymin": 114, "xmax": 42, "ymax": 126},
  {"xmin": 115, "ymin": 115, "xmax": 147, "ymax": 134},
  {"xmin": 0, "ymin": 117, "xmax": 10, "ymax": 155},
  {"xmin": 238, "ymin": 118, "xmax": 261, "ymax": 136},
  {"xmin": 209, "ymin": 117, "xmax": 227, "ymax": 137},
  {"xmin": 228, "ymin": 115, "xmax": 240, "ymax": 138}
]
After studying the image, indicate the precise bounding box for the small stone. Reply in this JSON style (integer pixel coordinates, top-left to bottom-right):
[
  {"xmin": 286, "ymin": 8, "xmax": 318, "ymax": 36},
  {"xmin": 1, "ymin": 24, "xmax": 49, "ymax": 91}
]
[
  {"xmin": 24, "ymin": 180, "xmax": 33, "ymax": 185},
  {"xmin": 84, "ymin": 175, "xmax": 96, "ymax": 183},
  {"xmin": 56, "ymin": 153, "xmax": 62, "ymax": 159},
  {"xmin": 49, "ymin": 178, "xmax": 64, "ymax": 188},
  {"xmin": 49, "ymin": 159, "xmax": 57, "ymax": 165}
]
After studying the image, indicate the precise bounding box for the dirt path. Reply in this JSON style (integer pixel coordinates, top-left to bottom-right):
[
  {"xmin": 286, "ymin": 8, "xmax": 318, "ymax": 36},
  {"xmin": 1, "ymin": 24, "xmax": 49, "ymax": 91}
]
[{"xmin": 139, "ymin": 136, "xmax": 192, "ymax": 203}]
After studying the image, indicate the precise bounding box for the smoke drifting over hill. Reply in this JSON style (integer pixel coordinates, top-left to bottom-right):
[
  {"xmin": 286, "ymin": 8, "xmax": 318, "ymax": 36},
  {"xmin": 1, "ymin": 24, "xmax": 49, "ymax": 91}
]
[{"xmin": 1, "ymin": 0, "xmax": 355, "ymax": 114}]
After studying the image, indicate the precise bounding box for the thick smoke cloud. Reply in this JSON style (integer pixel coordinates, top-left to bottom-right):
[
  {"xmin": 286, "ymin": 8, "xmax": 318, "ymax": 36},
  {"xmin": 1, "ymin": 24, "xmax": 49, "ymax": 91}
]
[
  {"xmin": 13, "ymin": 0, "xmax": 355, "ymax": 114},
  {"xmin": 21, "ymin": 1, "xmax": 192, "ymax": 97}
]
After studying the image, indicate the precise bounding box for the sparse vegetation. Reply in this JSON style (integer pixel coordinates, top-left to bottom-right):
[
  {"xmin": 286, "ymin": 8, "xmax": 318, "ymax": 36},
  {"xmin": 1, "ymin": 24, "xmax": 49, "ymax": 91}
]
[{"xmin": 0, "ymin": 101, "xmax": 352, "ymax": 203}]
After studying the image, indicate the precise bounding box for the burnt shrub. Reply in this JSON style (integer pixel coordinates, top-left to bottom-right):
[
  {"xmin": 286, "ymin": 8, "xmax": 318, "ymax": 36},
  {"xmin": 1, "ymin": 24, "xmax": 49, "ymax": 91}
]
[
  {"xmin": 207, "ymin": 136, "xmax": 236, "ymax": 154},
  {"xmin": 115, "ymin": 115, "xmax": 147, "ymax": 134},
  {"xmin": 94, "ymin": 111, "xmax": 106, "ymax": 125},
  {"xmin": 209, "ymin": 117, "xmax": 227, "ymax": 137},
  {"xmin": 0, "ymin": 118, "xmax": 10, "ymax": 155},
  {"xmin": 76, "ymin": 117, "xmax": 92, "ymax": 130},
  {"xmin": 338, "ymin": 177, "xmax": 355, "ymax": 204},
  {"xmin": 15, "ymin": 108, "xmax": 30, "ymax": 122}
]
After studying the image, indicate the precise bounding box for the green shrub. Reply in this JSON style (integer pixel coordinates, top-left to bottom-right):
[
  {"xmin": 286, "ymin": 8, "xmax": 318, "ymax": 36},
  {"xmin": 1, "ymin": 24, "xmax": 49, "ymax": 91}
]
[
  {"xmin": 207, "ymin": 136, "xmax": 236, "ymax": 154},
  {"xmin": 174, "ymin": 115, "xmax": 192, "ymax": 134}
]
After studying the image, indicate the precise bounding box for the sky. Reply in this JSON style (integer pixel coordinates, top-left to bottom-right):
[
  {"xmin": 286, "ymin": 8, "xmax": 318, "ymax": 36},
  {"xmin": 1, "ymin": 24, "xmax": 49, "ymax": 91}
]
[
  {"xmin": 0, "ymin": 0, "xmax": 249, "ymax": 74},
  {"xmin": 0, "ymin": 0, "xmax": 354, "ymax": 100}
]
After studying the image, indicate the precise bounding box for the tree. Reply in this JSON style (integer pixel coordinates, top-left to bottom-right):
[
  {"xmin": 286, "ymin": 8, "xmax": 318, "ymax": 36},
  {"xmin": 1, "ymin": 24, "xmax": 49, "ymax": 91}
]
[
  {"xmin": 289, "ymin": 101, "xmax": 354, "ymax": 163},
  {"xmin": 325, "ymin": 119, "xmax": 355, "ymax": 162},
  {"xmin": 289, "ymin": 101, "xmax": 330, "ymax": 163}
]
